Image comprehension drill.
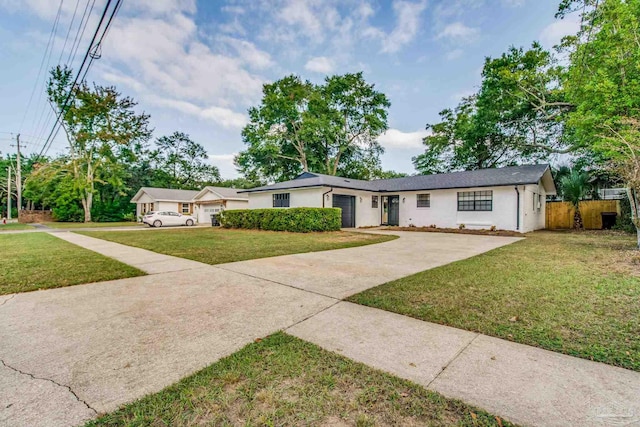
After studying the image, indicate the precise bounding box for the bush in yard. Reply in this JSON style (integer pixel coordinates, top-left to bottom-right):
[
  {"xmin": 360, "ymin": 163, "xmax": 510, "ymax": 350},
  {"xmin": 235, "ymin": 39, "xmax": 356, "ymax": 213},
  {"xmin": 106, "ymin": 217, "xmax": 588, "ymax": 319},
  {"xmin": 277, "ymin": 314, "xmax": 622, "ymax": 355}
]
[{"xmin": 220, "ymin": 208, "xmax": 341, "ymax": 232}]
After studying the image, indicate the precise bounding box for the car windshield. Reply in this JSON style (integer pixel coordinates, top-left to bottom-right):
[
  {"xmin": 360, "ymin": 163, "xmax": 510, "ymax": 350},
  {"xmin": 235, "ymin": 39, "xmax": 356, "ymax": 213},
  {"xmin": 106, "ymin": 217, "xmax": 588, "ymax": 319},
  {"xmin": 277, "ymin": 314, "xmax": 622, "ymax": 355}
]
[{"xmin": 145, "ymin": 211, "xmax": 156, "ymax": 215}]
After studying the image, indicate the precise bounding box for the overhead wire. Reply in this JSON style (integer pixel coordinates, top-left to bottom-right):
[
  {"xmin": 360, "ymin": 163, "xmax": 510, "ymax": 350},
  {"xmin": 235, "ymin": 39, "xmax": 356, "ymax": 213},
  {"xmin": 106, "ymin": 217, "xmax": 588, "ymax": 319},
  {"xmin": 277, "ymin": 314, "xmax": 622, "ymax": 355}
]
[
  {"xmin": 39, "ymin": 0, "xmax": 123, "ymax": 158},
  {"xmin": 32, "ymin": 0, "xmax": 97, "ymax": 154},
  {"xmin": 17, "ymin": 0, "xmax": 64, "ymax": 138}
]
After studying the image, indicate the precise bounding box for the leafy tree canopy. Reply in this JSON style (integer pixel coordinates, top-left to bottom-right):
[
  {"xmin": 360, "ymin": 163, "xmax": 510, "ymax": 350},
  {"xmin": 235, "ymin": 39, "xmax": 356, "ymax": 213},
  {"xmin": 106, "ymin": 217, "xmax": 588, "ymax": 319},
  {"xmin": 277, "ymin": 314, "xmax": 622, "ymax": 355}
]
[{"xmin": 236, "ymin": 72, "xmax": 390, "ymax": 182}]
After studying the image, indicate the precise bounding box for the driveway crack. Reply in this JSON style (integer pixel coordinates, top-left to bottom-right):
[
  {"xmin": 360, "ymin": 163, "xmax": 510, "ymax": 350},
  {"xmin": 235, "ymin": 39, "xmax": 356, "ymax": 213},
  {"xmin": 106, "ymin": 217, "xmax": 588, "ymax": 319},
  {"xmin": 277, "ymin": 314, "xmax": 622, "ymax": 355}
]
[
  {"xmin": 425, "ymin": 333, "xmax": 480, "ymax": 389},
  {"xmin": 0, "ymin": 294, "xmax": 16, "ymax": 308},
  {"xmin": 0, "ymin": 359, "xmax": 97, "ymax": 415}
]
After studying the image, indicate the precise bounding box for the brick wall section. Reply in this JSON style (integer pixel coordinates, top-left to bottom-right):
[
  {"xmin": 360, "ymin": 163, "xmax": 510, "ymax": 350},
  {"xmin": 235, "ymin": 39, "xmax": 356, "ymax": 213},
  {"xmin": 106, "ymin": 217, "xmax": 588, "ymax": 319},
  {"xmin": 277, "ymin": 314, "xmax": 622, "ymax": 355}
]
[{"xmin": 19, "ymin": 210, "xmax": 53, "ymax": 223}]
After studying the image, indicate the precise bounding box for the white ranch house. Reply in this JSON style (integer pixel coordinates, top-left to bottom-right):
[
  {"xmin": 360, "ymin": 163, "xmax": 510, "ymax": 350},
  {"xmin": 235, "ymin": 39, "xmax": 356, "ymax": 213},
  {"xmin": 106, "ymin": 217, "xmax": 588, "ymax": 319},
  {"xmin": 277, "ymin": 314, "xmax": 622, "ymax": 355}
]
[
  {"xmin": 240, "ymin": 164, "xmax": 556, "ymax": 232},
  {"xmin": 131, "ymin": 186, "xmax": 248, "ymax": 223}
]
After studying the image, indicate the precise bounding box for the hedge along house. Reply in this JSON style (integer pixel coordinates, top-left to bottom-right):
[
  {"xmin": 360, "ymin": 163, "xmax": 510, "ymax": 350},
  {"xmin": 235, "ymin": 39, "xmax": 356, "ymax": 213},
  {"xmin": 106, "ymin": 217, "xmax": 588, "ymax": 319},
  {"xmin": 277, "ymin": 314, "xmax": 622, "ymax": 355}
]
[
  {"xmin": 131, "ymin": 188, "xmax": 200, "ymax": 219},
  {"xmin": 240, "ymin": 164, "xmax": 557, "ymax": 232},
  {"xmin": 192, "ymin": 186, "xmax": 249, "ymax": 224}
]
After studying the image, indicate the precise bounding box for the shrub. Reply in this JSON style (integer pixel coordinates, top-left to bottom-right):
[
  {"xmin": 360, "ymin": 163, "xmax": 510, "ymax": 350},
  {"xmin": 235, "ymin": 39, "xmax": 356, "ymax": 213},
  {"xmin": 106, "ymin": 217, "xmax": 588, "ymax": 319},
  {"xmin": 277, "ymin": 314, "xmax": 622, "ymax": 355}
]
[
  {"xmin": 613, "ymin": 195, "xmax": 635, "ymax": 233},
  {"xmin": 220, "ymin": 208, "xmax": 342, "ymax": 232},
  {"xmin": 458, "ymin": 223, "xmax": 466, "ymax": 230}
]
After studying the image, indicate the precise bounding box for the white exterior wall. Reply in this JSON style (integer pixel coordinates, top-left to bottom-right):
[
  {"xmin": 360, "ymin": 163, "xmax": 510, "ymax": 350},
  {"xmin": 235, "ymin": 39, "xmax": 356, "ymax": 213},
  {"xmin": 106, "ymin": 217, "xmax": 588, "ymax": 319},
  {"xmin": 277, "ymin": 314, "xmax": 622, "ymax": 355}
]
[
  {"xmin": 398, "ymin": 186, "xmax": 519, "ymax": 231},
  {"xmin": 134, "ymin": 193, "xmax": 155, "ymax": 217},
  {"xmin": 245, "ymin": 183, "xmax": 549, "ymax": 232},
  {"xmin": 247, "ymin": 188, "xmax": 325, "ymax": 209},
  {"xmin": 521, "ymin": 182, "xmax": 546, "ymax": 232}
]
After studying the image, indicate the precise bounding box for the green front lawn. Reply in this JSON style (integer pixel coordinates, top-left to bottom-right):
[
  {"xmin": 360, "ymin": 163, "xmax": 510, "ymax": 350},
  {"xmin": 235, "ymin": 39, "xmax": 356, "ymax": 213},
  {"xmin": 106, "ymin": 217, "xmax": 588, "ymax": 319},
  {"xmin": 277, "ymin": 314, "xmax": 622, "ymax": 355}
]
[
  {"xmin": 80, "ymin": 228, "xmax": 396, "ymax": 265},
  {"xmin": 87, "ymin": 333, "xmax": 511, "ymax": 427},
  {"xmin": 0, "ymin": 223, "xmax": 34, "ymax": 231},
  {"xmin": 44, "ymin": 221, "xmax": 142, "ymax": 229},
  {"xmin": 0, "ymin": 233, "xmax": 144, "ymax": 295},
  {"xmin": 349, "ymin": 231, "xmax": 640, "ymax": 371}
]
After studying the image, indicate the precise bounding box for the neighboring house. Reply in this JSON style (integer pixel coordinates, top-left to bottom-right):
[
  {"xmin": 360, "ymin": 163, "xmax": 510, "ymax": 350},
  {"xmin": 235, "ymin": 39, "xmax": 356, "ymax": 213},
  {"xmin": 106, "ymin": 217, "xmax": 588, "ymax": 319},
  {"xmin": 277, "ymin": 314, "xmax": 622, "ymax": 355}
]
[
  {"xmin": 240, "ymin": 164, "xmax": 557, "ymax": 232},
  {"xmin": 131, "ymin": 188, "xmax": 200, "ymax": 219},
  {"xmin": 131, "ymin": 186, "xmax": 249, "ymax": 223},
  {"xmin": 192, "ymin": 186, "xmax": 249, "ymax": 223}
]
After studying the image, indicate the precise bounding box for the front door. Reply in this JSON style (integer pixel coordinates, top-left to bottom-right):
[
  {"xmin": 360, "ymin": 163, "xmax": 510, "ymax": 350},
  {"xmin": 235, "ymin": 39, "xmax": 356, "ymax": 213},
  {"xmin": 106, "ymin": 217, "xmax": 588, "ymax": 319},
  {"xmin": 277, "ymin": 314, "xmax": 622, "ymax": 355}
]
[
  {"xmin": 332, "ymin": 194, "xmax": 356, "ymax": 228},
  {"xmin": 381, "ymin": 195, "xmax": 400, "ymax": 226}
]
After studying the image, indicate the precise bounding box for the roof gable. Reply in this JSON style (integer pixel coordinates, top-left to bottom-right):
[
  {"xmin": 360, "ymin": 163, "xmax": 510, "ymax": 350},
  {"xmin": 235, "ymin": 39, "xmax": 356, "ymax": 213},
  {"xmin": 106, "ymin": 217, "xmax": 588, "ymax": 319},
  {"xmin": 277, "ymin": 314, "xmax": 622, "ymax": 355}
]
[
  {"xmin": 193, "ymin": 186, "xmax": 249, "ymax": 200},
  {"xmin": 130, "ymin": 187, "xmax": 199, "ymax": 202}
]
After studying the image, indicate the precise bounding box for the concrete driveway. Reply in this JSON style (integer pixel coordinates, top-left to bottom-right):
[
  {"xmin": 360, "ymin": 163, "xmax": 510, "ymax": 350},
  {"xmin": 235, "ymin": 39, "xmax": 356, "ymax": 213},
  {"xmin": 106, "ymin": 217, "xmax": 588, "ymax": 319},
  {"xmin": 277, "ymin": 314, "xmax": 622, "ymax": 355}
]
[
  {"xmin": 0, "ymin": 231, "xmax": 519, "ymax": 426},
  {"xmin": 219, "ymin": 230, "xmax": 521, "ymax": 298}
]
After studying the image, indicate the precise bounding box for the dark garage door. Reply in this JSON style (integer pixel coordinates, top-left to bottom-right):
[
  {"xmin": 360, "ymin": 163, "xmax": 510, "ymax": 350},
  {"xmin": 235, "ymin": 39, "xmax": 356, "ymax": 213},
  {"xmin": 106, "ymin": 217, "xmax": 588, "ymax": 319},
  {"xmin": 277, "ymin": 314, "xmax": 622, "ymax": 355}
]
[{"xmin": 332, "ymin": 194, "xmax": 356, "ymax": 228}]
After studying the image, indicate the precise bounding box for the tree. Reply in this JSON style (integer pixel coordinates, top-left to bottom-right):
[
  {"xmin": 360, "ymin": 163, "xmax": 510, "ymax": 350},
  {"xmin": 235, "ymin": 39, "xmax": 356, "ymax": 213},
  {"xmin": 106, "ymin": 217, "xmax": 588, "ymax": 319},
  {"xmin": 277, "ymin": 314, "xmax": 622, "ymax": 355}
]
[
  {"xmin": 150, "ymin": 132, "xmax": 220, "ymax": 189},
  {"xmin": 561, "ymin": 169, "xmax": 590, "ymax": 229},
  {"xmin": 413, "ymin": 43, "xmax": 571, "ymax": 174},
  {"xmin": 237, "ymin": 72, "xmax": 390, "ymax": 182},
  {"xmin": 558, "ymin": 0, "xmax": 640, "ymax": 244},
  {"xmin": 47, "ymin": 66, "xmax": 151, "ymax": 222}
]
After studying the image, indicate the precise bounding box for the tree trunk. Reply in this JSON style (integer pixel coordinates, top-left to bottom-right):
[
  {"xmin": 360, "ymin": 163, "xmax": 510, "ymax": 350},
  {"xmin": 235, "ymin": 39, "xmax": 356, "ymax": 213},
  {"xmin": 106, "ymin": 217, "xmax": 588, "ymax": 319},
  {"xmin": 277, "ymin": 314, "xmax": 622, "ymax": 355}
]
[
  {"xmin": 81, "ymin": 191, "xmax": 93, "ymax": 223},
  {"xmin": 627, "ymin": 187, "xmax": 640, "ymax": 249},
  {"xmin": 573, "ymin": 208, "xmax": 584, "ymax": 230}
]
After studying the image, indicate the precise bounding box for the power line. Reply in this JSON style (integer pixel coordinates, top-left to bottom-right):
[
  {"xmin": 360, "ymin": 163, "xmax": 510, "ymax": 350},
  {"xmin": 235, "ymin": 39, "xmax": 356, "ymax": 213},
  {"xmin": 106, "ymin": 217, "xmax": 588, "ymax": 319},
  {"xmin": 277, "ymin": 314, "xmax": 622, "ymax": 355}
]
[
  {"xmin": 67, "ymin": 0, "xmax": 97, "ymax": 67},
  {"xmin": 39, "ymin": 0, "xmax": 122, "ymax": 158},
  {"xmin": 57, "ymin": 0, "xmax": 81, "ymax": 66},
  {"xmin": 32, "ymin": 0, "xmax": 96, "ymax": 154},
  {"xmin": 17, "ymin": 0, "xmax": 64, "ymax": 134}
]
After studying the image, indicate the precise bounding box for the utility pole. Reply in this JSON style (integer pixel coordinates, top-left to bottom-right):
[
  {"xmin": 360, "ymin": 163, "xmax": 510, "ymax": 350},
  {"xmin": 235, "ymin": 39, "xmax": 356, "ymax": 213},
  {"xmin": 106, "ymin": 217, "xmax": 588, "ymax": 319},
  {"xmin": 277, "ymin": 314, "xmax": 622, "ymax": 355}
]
[
  {"xmin": 6, "ymin": 166, "xmax": 11, "ymax": 220},
  {"xmin": 15, "ymin": 134, "xmax": 21, "ymax": 215}
]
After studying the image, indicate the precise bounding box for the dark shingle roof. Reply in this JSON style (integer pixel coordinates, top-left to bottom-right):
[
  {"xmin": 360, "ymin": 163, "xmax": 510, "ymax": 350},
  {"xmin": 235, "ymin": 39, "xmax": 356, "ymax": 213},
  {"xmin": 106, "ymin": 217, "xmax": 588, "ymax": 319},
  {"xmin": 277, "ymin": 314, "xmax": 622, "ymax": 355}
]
[{"xmin": 241, "ymin": 164, "xmax": 553, "ymax": 193}]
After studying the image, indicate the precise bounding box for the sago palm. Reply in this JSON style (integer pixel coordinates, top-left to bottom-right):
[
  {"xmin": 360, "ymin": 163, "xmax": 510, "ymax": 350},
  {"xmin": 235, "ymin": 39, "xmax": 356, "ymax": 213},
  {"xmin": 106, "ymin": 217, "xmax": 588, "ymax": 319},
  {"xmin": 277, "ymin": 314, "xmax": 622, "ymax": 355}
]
[{"xmin": 561, "ymin": 170, "xmax": 590, "ymax": 229}]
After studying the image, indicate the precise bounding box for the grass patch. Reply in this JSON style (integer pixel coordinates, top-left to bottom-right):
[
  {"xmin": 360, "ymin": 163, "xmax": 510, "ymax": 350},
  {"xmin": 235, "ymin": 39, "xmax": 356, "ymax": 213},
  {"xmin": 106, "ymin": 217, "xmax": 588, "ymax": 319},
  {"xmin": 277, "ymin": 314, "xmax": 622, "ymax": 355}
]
[
  {"xmin": 0, "ymin": 223, "xmax": 34, "ymax": 231},
  {"xmin": 87, "ymin": 333, "xmax": 512, "ymax": 427},
  {"xmin": 349, "ymin": 231, "xmax": 640, "ymax": 371},
  {"xmin": 0, "ymin": 233, "xmax": 144, "ymax": 295},
  {"xmin": 80, "ymin": 228, "xmax": 396, "ymax": 265},
  {"xmin": 44, "ymin": 221, "xmax": 142, "ymax": 229}
]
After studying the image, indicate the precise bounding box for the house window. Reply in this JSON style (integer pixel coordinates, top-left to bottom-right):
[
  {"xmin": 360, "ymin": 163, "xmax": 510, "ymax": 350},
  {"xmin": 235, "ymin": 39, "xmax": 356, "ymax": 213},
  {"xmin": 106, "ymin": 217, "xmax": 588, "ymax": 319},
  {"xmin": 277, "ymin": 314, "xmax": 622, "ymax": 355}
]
[
  {"xmin": 372, "ymin": 195, "xmax": 379, "ymax": 208},
  {"xmin": 417, "ymin": 194, "xmax": 430, "ymax": 208},
  {"xmin": 181, "ymin": 203, "xmax": 190, "ymax": 213},
  {"xmin": 457, "ymin": 190, "xmax": 493, "ymax": 211},
  {"xmin": 273, "ymin": 193, "xmax": 290, "ymax": 208}
]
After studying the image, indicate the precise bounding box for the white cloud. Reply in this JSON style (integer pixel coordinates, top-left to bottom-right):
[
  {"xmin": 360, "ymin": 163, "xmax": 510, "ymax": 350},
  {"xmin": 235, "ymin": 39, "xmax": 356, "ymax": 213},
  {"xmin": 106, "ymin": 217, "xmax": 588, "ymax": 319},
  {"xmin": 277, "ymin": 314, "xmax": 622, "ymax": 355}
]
[
  {"xmin": 539, "ymin": 15, "xmax": 581, "ymax": 48},
  {"xmin": 437, "ymin": 22, "xmax": 479, "ymax": 42},
  {"xmin": 378, "ymin": 128, "xmax": 429, "ymax": 149},
  {"xmin": 502, "ymin": 0, "xmax": 525, "ymax": 6},
  {"xmin": 209, "ymin": 153, "xmax": 239, "ymax": 178},
  {"xmin": 445, "ymin": 48, "xmax": 464, "ymax": 60},
  {"xmin": 102, "ymin": 9, "xmax": 265, "ymax": 109},
  {"xmin": 305, "ymin": 56, "xmax": 334, "ymax": 74},
  {"xmin": 380, "ymin": 0, "xmax": 428, "ymax": 53},
  {"xmin": 147, "ymin": 96, "xmax": 248, "ymax": 129},
  {"xmin": 221, "ymin": 37, "xmax": 273, "ymax": 69}
]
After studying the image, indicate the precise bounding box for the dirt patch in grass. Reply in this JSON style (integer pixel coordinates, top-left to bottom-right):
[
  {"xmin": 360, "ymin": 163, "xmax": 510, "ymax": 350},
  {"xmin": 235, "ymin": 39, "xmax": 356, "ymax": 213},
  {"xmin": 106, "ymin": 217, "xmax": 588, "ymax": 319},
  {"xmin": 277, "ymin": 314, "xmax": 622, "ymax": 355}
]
[
  {"xmin": 349, "ymin": 230, "xmax": 640, "ymax": 371},
  {"xmin": 86, "ymin": 333, "xmax": 512, "ymax": 427},
  {"xmin": 380, "ymin": 226, "xmax": 522, "ymax": 237},
  {"xmin": 80, "ymin": 228, "xmax": 397, "ymax": 265},
  {"xmin": 0, "ymin": 233, "xmax": 144, "ymax": 295}
]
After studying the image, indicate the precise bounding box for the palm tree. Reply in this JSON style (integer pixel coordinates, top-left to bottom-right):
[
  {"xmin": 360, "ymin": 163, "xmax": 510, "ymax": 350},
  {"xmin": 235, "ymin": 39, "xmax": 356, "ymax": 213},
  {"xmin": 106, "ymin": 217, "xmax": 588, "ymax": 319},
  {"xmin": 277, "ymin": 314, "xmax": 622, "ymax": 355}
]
[{"xmin": 561, "ymin": 170, "xmax": 590, "ymax": 229}]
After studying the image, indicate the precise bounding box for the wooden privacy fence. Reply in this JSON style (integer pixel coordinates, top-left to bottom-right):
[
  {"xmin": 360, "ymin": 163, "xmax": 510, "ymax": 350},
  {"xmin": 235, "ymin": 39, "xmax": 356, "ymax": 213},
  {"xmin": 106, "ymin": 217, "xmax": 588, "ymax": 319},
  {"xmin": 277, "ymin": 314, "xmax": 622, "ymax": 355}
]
[{"xmin": 546, "ymin": 200, "xmax": 621, "ymax": 230}]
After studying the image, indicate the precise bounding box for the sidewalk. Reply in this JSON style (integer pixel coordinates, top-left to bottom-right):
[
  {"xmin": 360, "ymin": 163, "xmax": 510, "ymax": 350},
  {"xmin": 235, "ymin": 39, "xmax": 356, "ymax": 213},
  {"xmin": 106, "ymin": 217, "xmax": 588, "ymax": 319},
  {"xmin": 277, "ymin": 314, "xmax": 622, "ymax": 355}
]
[{"xmin": 288, "ymin": 302, "xmax": 640, "ymax": 427}]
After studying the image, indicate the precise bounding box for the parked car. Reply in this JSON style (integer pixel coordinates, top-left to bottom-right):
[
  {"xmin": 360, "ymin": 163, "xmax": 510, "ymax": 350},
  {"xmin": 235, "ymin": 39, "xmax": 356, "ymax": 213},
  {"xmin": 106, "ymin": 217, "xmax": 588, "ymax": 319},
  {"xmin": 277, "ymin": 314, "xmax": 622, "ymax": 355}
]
[{"xmin": 142, "ymin": 211, "xmax": 196, "ymax": 227}]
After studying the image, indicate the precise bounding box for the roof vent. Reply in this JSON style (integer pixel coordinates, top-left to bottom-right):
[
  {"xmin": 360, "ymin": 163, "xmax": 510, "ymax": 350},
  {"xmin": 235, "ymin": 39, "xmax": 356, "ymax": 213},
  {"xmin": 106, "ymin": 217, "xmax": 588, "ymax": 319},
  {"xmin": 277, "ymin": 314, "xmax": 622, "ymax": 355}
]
[{"xmin": 344, "ymin": 179, "xmax": 350, "ymax": 182}]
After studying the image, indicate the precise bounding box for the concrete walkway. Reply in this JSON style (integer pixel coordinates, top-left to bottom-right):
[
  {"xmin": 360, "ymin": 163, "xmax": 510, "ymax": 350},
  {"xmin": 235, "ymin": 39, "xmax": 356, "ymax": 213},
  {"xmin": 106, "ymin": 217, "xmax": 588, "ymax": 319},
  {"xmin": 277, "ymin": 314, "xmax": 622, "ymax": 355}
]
[
  {"xmin": 2, "ymin": 230, "xmax": 639, "ymax": 427},
  {"xmin": 288, "ymin": 302, "xmax": 640, "ymax": 427}
]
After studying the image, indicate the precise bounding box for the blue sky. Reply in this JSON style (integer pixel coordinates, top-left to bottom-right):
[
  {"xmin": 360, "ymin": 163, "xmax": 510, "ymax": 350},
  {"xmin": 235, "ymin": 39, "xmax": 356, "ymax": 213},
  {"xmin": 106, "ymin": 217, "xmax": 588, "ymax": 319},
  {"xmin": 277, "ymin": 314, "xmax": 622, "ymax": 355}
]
[{"xmin": 0, "ymin": 0, "xmax": 580, "ymax": 178}]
